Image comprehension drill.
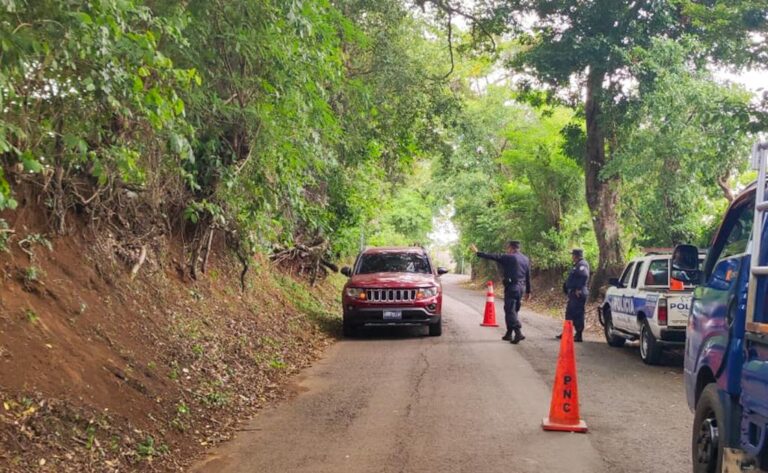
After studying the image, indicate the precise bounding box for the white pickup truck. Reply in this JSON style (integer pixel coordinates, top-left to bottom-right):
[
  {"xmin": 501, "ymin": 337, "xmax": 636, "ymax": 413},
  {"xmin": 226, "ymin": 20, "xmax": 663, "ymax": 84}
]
[{"xmin": 599, "ymin": 252, "xmax": 702, "ymax": 364}]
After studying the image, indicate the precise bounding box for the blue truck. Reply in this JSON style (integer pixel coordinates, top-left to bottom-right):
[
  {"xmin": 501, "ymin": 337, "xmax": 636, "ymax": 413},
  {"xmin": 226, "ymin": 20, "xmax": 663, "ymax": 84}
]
[{"xmin": 675, "ymin": 142, "xmax": 768, "ymax": 472}]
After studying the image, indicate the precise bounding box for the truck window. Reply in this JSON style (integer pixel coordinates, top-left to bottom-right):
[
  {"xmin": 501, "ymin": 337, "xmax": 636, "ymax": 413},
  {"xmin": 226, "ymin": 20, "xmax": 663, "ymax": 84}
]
[
  {"xmin": 721, "ymin": 210, "xmax": 754, "ymax": 260},
  {"xmin": 704, "ymin": 197, "xmax": 755, "ymax": 280},
  {"xmin": 645, "ymin": 259, "xmax": 669, "ymax": 286},
  {"xmin": 671, "ymin": 257, "xmax": 704, "ymax": 285},
  {"xmin": 631, "ymin": 261, "xmax": 644, "ymax": 288},
  {"xmin": 620, "ymin": 263, "xmax": 635, "ymax": 287}
]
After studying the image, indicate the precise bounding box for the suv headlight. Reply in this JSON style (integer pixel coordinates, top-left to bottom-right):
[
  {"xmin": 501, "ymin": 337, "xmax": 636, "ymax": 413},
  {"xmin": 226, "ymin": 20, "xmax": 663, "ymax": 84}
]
[
  {"xmin": 417, "ymin": 286, "xmax": 439, "ymax": 299},
  {"xmin": 346, "ymin": 288, "xmax": 366, "ymax": 299}
]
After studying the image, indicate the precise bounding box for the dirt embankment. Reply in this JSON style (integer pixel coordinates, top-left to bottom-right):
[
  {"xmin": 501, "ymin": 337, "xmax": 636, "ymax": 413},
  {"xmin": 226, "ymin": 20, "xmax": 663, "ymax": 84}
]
[{"xmin": 0, "ymin": 205, "xmax": 343, "ymax": 472}]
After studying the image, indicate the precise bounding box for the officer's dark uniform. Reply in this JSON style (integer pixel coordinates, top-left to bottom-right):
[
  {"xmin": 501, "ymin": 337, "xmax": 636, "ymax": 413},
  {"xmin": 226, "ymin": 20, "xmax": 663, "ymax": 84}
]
[
  {"xmin": 476, "ymin": 249, "xmax": 531, "ymax": 343},
  {"xmin": 511, "ymin": 252, "xmax": 531, "ymax": 308},
  {"xmin": 563, "ymin": 249, "xmax": 590, "ymax": 341}
]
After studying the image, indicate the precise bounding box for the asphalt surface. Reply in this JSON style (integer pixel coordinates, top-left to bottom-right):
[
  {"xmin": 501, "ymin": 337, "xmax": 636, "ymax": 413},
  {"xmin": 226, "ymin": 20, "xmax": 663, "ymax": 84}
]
[{"xmin": 192, "ymin": 275, "xmax": 692, "ymax": 473}]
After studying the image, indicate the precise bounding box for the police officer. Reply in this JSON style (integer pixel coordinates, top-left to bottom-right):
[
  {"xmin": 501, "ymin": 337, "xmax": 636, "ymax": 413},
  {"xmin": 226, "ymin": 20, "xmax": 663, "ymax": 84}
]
[
  {"xmin": 558, "ymin": 248, "xmax": 590, "ymax": 342},
  {"xmin": 470, "ymin": 241, "xmax": 532, "ymax": 344}
]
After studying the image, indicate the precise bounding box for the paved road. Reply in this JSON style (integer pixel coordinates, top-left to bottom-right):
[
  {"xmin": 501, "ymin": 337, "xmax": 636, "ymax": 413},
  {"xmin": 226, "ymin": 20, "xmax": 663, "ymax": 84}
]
[{"xmin": 193, "ymin": 275, "xmax": 691, "ymax": 473}]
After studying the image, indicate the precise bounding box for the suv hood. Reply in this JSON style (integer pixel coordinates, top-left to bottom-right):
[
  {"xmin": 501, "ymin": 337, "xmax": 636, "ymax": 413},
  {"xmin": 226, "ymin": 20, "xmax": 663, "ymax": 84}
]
[{"xmin": 349, "ymin": 272, "xmax": 437, "ymax": 288}]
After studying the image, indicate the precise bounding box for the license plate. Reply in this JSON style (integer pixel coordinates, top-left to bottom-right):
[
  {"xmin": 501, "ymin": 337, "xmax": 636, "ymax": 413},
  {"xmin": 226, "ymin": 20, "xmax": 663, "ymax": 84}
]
[{"xmin": 383, "ymin": 310, "xmax": 402, "ymax": 321}]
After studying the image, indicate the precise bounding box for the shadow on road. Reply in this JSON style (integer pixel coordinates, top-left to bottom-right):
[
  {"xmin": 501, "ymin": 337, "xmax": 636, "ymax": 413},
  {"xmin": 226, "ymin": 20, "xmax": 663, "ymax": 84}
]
[
  {"xmin": 344, "ymin": 325, "xmax": 432, "ymax": 340},
  {"xmin": 584, "ymin": 340, "xmax": 685, "ymax": 370}
]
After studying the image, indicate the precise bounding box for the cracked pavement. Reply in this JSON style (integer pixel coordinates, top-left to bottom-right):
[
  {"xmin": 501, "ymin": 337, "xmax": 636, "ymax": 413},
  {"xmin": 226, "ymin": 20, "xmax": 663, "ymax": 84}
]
[{"xmin": 192, "ymin": 274, "xmax": 690, "ymax": 473}]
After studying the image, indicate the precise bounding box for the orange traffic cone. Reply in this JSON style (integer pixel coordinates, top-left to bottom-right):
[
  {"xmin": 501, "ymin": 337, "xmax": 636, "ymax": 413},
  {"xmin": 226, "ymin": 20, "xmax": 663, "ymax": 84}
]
[
  {"xmin": 480, "ymin": 281, "xmax": 499, "ymax": 327},
  {"xmin": 542, "ymin": 320, "xmax": 588, "ymax": 433},
  {"xmin": 670, "ymin": 278, "xmax": 684, "ymax": 291}
]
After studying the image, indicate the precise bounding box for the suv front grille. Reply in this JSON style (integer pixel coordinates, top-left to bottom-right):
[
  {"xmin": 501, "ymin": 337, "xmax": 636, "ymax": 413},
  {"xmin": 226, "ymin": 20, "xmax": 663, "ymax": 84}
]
[{"xmin": 365, "ymin": 288, "xmax": 417, "ymax": 303}]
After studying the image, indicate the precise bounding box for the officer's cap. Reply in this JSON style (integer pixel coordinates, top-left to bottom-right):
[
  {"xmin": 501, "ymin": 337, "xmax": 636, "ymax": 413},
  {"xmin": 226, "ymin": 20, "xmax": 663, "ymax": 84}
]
[
  {"xmin": 507, "ymin": 240, "xmax": 521, "ymax": 249},
  {"xmin": 571, "ymin": 248, "xmax": 584, "ymax": 257}
]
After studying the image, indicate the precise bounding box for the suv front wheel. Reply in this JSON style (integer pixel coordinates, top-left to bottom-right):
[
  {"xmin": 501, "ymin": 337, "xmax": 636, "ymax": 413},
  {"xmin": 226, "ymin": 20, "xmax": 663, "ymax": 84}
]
[{"xmin": 428, "ymin": 317, "xmax": 442, "ymax": 337}]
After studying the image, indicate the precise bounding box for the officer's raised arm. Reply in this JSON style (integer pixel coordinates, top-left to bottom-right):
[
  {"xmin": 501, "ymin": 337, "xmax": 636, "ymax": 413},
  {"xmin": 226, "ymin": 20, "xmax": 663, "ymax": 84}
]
[{"xmin": 471, "ymin": 243, "xmax": 503, "ymax": 262}]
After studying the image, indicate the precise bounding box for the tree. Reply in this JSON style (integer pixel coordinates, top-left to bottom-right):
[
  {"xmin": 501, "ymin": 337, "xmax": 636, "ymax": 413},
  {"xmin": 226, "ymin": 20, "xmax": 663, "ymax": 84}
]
[
  {"xmin": 426, "ymin": 0, "xmax": 768, "ymax": 292},
  {"xmin": 434, "ymin": 76, "xmax": 596, "ymax": 276},
  {"xmin": 1, "ymin": 0, "xmax": 460, "ymax": 280},
  {"xmin": 0, "ymin": 0, "xmax": 192, "ymax": 228},
  {"xmin": 609, "ymin": 38, "xmax": 763, "ymax": 248}
]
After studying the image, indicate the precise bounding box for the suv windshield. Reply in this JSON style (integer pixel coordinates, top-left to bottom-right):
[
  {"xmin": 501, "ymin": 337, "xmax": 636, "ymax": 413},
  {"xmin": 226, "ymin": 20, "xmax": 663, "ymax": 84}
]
[{"xmin": 357, "ymin": 253, "xmax": 431, "ymax": 274}]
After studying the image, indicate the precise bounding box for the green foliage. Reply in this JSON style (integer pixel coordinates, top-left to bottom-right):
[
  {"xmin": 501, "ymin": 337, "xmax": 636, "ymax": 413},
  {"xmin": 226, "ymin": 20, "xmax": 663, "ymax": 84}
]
[
  {"xmin": 191, "ymin": 343, "xmax": 204, "ymax": 357},
  {"xmin": 1, "ymin": 0, "xmax": 456, "ymax": 264},
  {"xmin": 170, "ymin": 401, "xmax": 190, "ymax": 432},
  {"xmin": 428, "ymin": 0, "xmax": 766, "ymax": 280},
  {"xmin": 23, "ymin": 266, "xmax": 41, "ymax": 284},
  {"xmin": 3, "ymin": 0, "xmax": 764, "ymax": 291},
  {"xmin": 609, "ymin": 38, "xmax": 763, "ymax": 247},
  {"xmin": 85, "ymin": 425, "xmax": 97, "ymax": 450},
  {"xmin": 135, "ymin": 436, "xmax": 169, "ymax": 459},
  {"xmin": 437, "ymin": 82, "xmax": 596, "ymax": 271},
  {"xmin": 198, "ymin": 381, "xmax": 230, "ymax": 407},
  {"xmin": 19, "ymin": 234, "xmax": 52, "ymax": 252},
  {"xmin": 24, "ymin": 309, "xmax": 38, "ymax": 324},
  {"xmin": 367, "ymin": 163, "xmax": 437, "ymax": 247},
  {"xmin": 0, "ymin": 0, "xmax": 193, "ymax": 208},
  {"xmin": 0, "ymin": 219, "xmax": 9, "ymax": 252},
  {"xmin": 164, "ymin": 0, "xmax": 452, "ymax": 255},
  {"xmin": 168, "ymin": 363, "xmax": 180, "ymax": 381},
  {"xmin": 176, "ymin": 401, "xmax": 189, "ymax": 415}
]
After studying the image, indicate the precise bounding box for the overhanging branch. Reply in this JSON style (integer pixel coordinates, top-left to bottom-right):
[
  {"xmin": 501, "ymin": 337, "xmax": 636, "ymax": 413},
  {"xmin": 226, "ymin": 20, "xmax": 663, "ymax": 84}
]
[
  {"xmin": 428, "ymin": 0, "xmax": 497, "ymax": 52},
  {"xmin": 431, "ymin": 11, "xmax": 455, "ymax": 81}
]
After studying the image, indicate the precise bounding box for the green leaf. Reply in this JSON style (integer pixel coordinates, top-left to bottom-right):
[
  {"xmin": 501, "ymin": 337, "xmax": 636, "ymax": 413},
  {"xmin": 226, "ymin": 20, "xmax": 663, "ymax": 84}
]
[
  {"xmin": 173, "ymin": 97, "xmax": 185, "ymax": 115},
  {"xmin": 91, "ymin": 160, "xmax": 107, "ymax": 186},
  {"xmin": 76, "ymin": 12, "xmax": 93, "ymax": 25},
  {"xmin": 20, "ymin": 152, "xmax": 43, "ymax": 173}
]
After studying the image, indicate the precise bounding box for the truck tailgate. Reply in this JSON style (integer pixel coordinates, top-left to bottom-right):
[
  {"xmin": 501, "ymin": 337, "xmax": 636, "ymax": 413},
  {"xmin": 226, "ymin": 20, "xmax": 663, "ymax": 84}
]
[{"xmin": 667, "ymin": 294, "xmax": 692, "ymax": 327}]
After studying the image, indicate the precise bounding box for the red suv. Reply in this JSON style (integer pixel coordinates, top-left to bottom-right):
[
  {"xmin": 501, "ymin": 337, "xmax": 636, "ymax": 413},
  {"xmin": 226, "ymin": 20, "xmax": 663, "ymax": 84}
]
[{"xmin": 341, "ymin": 247, "xmax": 448, "ymax": 337}]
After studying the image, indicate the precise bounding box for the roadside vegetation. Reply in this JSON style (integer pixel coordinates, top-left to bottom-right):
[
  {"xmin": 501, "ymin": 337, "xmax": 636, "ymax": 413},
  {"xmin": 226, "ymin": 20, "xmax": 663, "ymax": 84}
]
[
  {"xmin": 428, "ymin": 1, "xmax": 767, "ymax": 290},
  {"xmin": 2, "ymin": 1, "xmax": 766, "ymax": 285}
]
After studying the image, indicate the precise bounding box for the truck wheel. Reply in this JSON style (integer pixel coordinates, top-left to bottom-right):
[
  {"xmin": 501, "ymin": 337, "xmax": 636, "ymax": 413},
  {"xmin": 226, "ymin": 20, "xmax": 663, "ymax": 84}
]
[
  {"xmin": 692, "ymin": 384, "xmax": 725, "ymax": 473},
  {"xmin": 603, "ymin": 308, "xmax": 626, "ymax": 347},
  {"xmin": 428, "ymin": 318, "xmax": 442, "ymax": 337},
  {"xmin": 639, "ymin": 320, "xmax": 662, "ymax": 365}
]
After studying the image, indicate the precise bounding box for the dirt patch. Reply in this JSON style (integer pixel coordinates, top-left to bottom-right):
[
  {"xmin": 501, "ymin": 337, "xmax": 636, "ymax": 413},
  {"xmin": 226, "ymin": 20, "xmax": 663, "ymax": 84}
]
[{"xmin": 0, "ymin": 209, "xmax": 343, "ymax": 472}]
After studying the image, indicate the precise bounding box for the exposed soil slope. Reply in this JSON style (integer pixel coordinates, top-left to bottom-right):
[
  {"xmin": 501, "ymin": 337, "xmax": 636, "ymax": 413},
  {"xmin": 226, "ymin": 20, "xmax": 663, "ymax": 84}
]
[{"xmin": 0, "ymin": 206, "xmax": 341, "ymax": 472}]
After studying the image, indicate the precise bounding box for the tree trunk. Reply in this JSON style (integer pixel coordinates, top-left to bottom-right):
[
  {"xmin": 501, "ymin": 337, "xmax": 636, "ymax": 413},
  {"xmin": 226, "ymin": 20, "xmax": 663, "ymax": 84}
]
[{"xmin": 584, "ymin": 68, "xmax": 623, "ymax": 297}]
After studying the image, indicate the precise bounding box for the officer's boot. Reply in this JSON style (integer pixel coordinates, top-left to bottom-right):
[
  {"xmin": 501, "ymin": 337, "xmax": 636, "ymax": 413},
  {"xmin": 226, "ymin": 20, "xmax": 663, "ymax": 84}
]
[
  {"xmin": 510, "ymin": 328, "xmax": 526, "ymax": 344},
  {"xmin": 574, "ymin": 331, "xmax": 583, "ymax": 343},
  {"xmin": 501, "ymin": 331, "xmax": 511, "ymax": 341}
]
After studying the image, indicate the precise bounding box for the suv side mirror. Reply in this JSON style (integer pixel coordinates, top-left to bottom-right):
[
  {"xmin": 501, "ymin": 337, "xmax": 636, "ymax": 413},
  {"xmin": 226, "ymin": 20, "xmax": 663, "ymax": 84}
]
[
  {"xmin": 437, "ymin": 267, "xmax": 449, "ymax": 275},
  {"xmin": 672, "ymin": 244, "xmax": 700, "ymax": 271},
  {"xmin": 341, "ymin": 267, "xmax": 352, "ymax": 277},
  {"xmin": 608, "ymin": 277, "xmax": 624, "ymax": 288}
]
